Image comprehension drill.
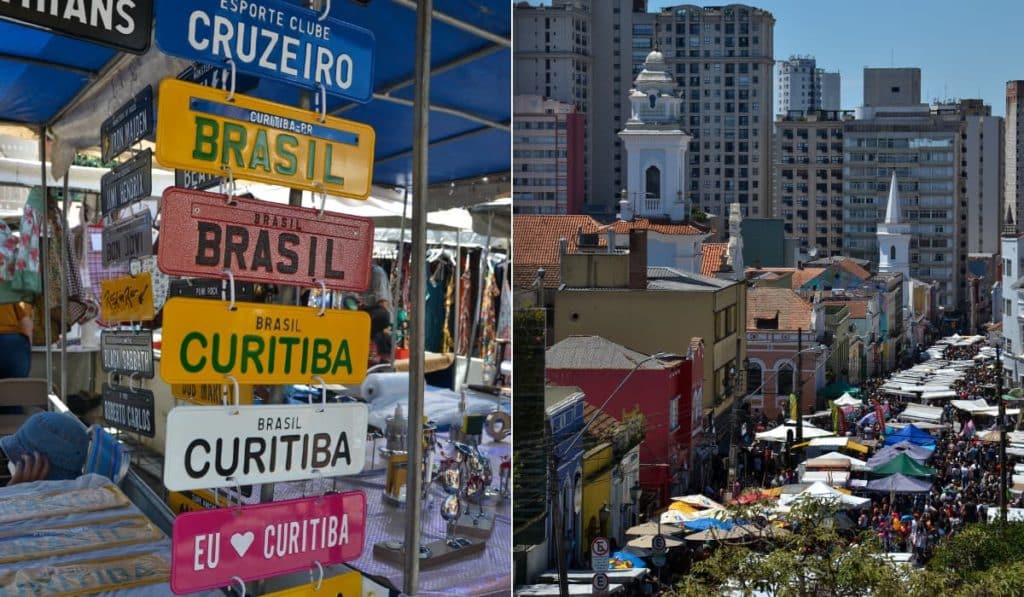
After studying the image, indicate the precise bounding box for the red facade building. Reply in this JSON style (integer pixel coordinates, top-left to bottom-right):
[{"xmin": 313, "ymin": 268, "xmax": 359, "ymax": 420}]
[{"xmin": 546, "ymin": 335, "xmax": 704, "ymax": 507}]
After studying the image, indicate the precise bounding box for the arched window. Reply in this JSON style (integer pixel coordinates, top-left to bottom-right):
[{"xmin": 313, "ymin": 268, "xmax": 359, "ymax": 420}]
[
  {"xmin": 777, "ymin": 363, "xmax": 794, "ymax": 396},
  {"xmin": 890, "ymin": 245, "xmax": 896, "ymax": 261},
  {"xmin": 649, "ymin": 94, "xmax": 657, "ymax": 109},
  {"xmin": 746, "ymin": 362, "xmax": 763, "ymax": 394},
  {"xmin": 645, "ymin": 166, "xmax": 661, "ymax": 198}
]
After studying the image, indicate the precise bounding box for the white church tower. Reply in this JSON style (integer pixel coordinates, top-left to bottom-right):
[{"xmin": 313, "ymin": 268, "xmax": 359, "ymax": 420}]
[
  {"xmin": 877, "ymin": 171, "xmax": 911, "ymax": 311},
  {"xmin": 617, "ymin": 50, "xmax": 691, "ymax": 222}
]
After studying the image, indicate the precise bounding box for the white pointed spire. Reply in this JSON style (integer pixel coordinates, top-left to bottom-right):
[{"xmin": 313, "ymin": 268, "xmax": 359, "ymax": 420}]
[{"xmin": 884, "ymin": 170, "xmax": 902, "ymax": 225}]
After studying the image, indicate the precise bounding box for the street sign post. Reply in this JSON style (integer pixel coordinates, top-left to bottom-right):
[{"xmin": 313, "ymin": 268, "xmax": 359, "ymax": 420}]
[
  {"xmin": 592, "ymin": 572, "xmax": 610, "ymax": 594},
  {"xmin": 163, "ymin": 402, "xmax": 368, "ymax": 491},
  {"xmin": 159, "ymin": 298, "xmax": 370, "ymax": 385},
  {"xmin": 652, "ymin": 533, "xmax": 667, "ymax": 553},
  {"xmin": 155, "ymin": 0, "xmax": 374, "ymax": 103},
  {"xmin": 158, "ymin": 188, "xmax": 374, "ymax": 291},
  {"xmin": 591, "ymin": 536, "xmax": 610, "ymax": 572},
  {"xmin": 155, "ymin": 80, "xmax": 375, "ymax": 199},
  {"xmin": 170, "ymin": 492, "xmax": 367, "ymax": 593}
]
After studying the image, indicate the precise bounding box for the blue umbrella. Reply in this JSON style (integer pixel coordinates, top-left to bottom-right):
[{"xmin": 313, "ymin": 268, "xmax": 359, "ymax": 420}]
[
  {"xmin": 684, "ymin": 517, "xmax": 734, "ymax": 531},
  {"xmin": 610, "ymin": 551, "xmax": 646, "ymax": 569}
]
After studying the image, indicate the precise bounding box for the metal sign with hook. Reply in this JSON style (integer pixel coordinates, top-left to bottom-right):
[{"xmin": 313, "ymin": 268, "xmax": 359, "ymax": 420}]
[
  {"xmin": 101, "ymin": 85, "xmax": 155, "ymax": 162},
  {"xmin": 101, "ymin": 381, "xmax": 156, "ymax": 438},
  {"xmin": 154, "ymin": 0, "xmax": 374, "ymax": 103},
  {"xmin": 100, "ymin": 272, "xmax": 155, "ymax": 323},
  {"xmin": 169, "ymin": 490, "xmax": 367, "ymax": 594},
  {"xmin": 154, "ymin": 79, "xmax": 376, "ymax": 199},
  {"xmin": 102, "ymin": 209, "xmax": 153, "ymax": 267},
  {"xmin": 99, "ymin": 149, "xmax": 153, "ymax": 217},
  {"xmin": 100, "ymin": 329, "xmax": 155, "ymax": 378}
]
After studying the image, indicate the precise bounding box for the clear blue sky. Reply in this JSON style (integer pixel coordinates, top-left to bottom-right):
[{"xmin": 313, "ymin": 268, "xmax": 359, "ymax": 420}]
[{"xmin": 528, "ymin": 0, "xmax": 1024, "ymax": 116}]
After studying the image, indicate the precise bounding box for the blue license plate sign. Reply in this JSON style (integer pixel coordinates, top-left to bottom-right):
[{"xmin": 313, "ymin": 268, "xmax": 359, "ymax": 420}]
[{"xmin": 155, "ymin": 0, "xmax": 375, "ymax": 103}]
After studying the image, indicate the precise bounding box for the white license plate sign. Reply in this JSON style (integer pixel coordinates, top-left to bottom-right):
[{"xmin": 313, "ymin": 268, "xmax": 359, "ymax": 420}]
[{"xmin": 163, "ymin": 403, "xmax": 368, "ymax": 491}]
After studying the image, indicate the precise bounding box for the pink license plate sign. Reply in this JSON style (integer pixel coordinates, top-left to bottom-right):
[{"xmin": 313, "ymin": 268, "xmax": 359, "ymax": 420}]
[
  {"xmin": 158, "ymin": 188, "xmax": 374, "ymax": 292},
  {"xmin": 170, "ymin": 491, "xmax": 366, "ymax": 594}
]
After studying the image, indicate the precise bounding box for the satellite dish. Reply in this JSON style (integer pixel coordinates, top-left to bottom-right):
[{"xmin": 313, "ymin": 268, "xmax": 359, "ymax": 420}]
[{"xmin": 808, "ymin": 246, "xmax": 819, "ymax": 258}]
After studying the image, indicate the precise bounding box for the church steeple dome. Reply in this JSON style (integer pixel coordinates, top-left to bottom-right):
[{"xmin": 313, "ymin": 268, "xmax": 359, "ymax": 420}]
[{"xmin": 884, "ymin": 170, "xmax": 902, "ymax": 225}]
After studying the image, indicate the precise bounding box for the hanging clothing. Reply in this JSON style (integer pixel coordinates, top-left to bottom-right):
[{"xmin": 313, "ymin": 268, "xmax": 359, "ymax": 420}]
[
  {"xmin": 424, "ymin": 259, "xmax": 450, "ymax": 353},
  {"xmin": 0, "ymin": 187, "xmax": 43, "ymax": 303},
  {"xmin": 456, "ymin": 253, "xmax": 472, "ymax": 356},
  {"xmin": 496, "ymin": 268, "xmax": 511, "ymax": 341},
  {"xmin": 479, "ymin": 258, "xmax": 499, "ymax": 367},
  {"xmin": 441, "ymin": 260, "xmax": 456, "ymax": 354}
]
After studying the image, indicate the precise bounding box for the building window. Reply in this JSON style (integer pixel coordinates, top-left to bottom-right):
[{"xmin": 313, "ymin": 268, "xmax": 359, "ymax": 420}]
[
  {"xmin": 890, "ymin": 245, "xmax": 896, "ymax": 261},
  {"xmin": 669, "ymin": 396, "xmax": 680, "ymax": 431},
  {"xmin": 746, "ymin": 363, "xmax": 763, "ymax": 394},
  {"xmin": 646, "ymin": 165, "xmax": 661, "ymax": 198},
  {"xmin": 777, "ymin": 363, "xmax": 794, "ymax": 396}
]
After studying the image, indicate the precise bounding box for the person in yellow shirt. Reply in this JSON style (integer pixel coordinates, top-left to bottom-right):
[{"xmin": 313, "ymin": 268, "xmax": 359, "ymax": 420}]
[{"xmin": 0, "ymin": 302, "xmax": 32, "ymax": 379}]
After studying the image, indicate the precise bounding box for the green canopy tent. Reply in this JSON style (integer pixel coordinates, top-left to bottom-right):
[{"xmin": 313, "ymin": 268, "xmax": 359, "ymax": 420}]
[
  {"xmin": 870, "ymin": 453, "xmax": 936, "ymax": 477},
  {"xmin": 820, "ymin": 381, "xmax": 861, "ymax": 400}
]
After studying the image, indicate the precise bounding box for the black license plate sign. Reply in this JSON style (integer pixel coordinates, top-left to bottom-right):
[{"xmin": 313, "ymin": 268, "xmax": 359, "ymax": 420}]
[
  {"xmin": 102, "ymin": 383, "xmax": 155, "ymax": 437},
  {"xmin": 101, "ymin": 86, "xmax": 155, "ymax": 162},
  {"xmin": 102, "ymin": 210, "xmax": 153, "ymax": 267},
  {"xmin": 100, "ymin": 330, "xmax": 154, "ymax": 378},
  {"xmin": 101, "ymin": 149, "xmax": 152, "ymax": 216}
]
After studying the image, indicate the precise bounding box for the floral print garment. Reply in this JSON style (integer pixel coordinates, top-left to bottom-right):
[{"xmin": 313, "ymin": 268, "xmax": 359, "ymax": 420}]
[{"xmin": 0, "ymin": 188, "xmax": 43, "ymax": 293}]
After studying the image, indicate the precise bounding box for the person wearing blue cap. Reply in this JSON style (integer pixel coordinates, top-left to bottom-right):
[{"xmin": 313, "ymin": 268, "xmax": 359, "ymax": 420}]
[{"xmin": 0, "ymin": 411, "xmax": 89, "ymax": 485}]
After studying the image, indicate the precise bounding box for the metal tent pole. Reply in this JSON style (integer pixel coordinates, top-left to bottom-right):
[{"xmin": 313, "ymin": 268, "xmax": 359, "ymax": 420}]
[
  {"xmin": 39, "ymin": 129, "xmax": 52, "ymax": 395},
  {"xmin": 461, "ymin": 213, "xmax": 494, "ymax": 388},
  {"xmin": 453, "ymin": 230, "xmax": 461, "ymax": 357},
  {"xmin": 60, "ymin": 176, "xmax": 69, "ymax": 402},
  {"xmin": 403, "ymin": 0, "xmax": 432, "ymax": 593},
  {"xmin": 393, "ymin": 187, "xmax": 409, "ymax": 363}
]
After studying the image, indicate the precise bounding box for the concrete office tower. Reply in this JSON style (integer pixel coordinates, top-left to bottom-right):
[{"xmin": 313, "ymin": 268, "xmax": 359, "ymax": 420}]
[
  {"xmin": 843, "ymin": 71, "xmax": 970, "ymax": 310},
  {"xmin": 778, "ymin": 57, "xmax": 841, "ymax": 115},
  {"xmin": 512, "ymin": 95, "xmax": 586, "ymax": 215},
  {"xmin": 1006, "ymin": 81, "xmax": 1024, "ymax": 227},
  {"xmin": 863, "ymin": 68, "xmax": 921, "ymax": 107},
  {"xmin": 630, "ymin": 4, "xmax": 775, "ymax": 222},
  {"xmin": 945, "ymin": 100, "xmax": 1003, "ymax": 254},
  {"xmin": 772, "ymin": 109, "xmax": 852, "ymax": 257},
  {"xmin": 818, "ymin": 71, "xmax": 840, "ymax": 111},
  {"xmin": 618, "ymin": 50, "xmax": 691, "ymax": 222},
  {"xmin": 514, "ymin": 1, "xmax": 594, "ymax": 205}
]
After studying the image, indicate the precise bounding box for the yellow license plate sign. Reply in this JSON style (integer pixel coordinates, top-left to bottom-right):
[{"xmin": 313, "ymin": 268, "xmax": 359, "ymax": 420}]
[
  {"xmin": 166, "ymin": 489, "xmax": 229, "ymax": 514},
  {"xmin": 156, "ymin": 79, "xmax": 374, "ymax": 199},
  {"xmin": 160, "ymin": 298, "xmax": 369, "ymax": 384},
  {"xmin": 263, "ymin": 570, "xmax": 362, "ymax": 596},
  {"xmin": 100, "ymin": 273, "xmax": 155, "ymax": 322},
  {"xmin": 171, "ymin": 383, "xmax": 254, "ymax": 406}
]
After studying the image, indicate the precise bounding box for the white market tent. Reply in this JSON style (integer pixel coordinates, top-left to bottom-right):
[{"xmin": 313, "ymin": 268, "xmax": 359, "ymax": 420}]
[
  {"xmin": 833, "ymin": 393, "xmax": 862, "ymax": 407},
  {"xmin": 755, "ymin": 422, "xmax": 834, "ymax": 443},
  {"xmin": 951, "ymin": 399, "xmax": 992, "ymax": 414},
  {"xmin": 777, "ymin": 481, "xmax": 871, "ymax": 509},
  {"xmin": 898, "ymin": 403, "xmax": 944, "ymax": 423},
  {"xmin": 807, "ymin": 451, "xmax": 869, "ymax": 471}
]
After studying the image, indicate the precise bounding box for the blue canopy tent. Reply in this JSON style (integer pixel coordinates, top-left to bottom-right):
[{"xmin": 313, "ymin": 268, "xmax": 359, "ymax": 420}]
[
  {"xmin": 0, "ymin": 2, "xmax": 509, "ymax": 595},
  {"xmin": 883, "ymin": 423, "xmax": 937, "ymax": 449}
]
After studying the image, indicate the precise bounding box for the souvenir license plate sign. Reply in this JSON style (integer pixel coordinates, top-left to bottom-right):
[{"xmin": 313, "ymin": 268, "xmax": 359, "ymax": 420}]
[
  {"xmin": 160, "ymin": 298, "xmax": 370, "ymax": 385},
  {"xmin": 175, "ymin": 62, "xmax": 259, "ymax": 191},
  {"xmin": 100, "ymin": 273, "xmax": 155, "ymax": 323},
  {"xmin": 167, "ymin": 489, "xmax": 231, "ymax": 515},
  {"xmin": 0, "ymin": 0, "xmax": 152, "ymax": 54},
  {"xmin": 155, "ymin": 0, "xmax": 374, "ymax": 103},
  {"xmin": 100, "ymin": 149, "xmax": 153, "ymax": 216},
  {"xmin": 155, "ymin": 79, "xmax": 375, "ymax": 199},
  {"xmin": 171, "ymin": 383, "xmax": 254, "ymax": 406},
  {"xmin": 159, "ymin": 188, "xmax": 373, "ymax": 291},
  {"xmin": 263, "ymin": 569, "xmax": 361, "ymax": 596},
  {"xmin": 170, "ymin": 492, "xmax": 366, "ymax": 594},
  {"xmin": 100, "ymin": 329, "xmax": 154, "ymax": 378},
  {"xmin": 102, "ymin": 383, "xmax": 155, "ymax": 437},
  {"xmin": 101, "ymin": 86, "xmax": 155, "ymax": 162},
  {"xmin": 102, "ymin": 210, "xmax": 153, "ymax": 267},
  {"xmin": 168, "ymin": 278, "xmax": 256, "ymax": 303},
  {"xmin": 163, "ymin": 402, "xmax": 368, "ymax": 491}
]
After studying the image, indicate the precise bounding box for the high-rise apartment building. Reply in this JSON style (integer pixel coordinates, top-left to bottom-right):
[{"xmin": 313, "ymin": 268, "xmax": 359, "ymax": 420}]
[
  {"xmin": 772, "ymin": 110, "xmax": 851, "ymax": 257},
  {"xmin": 629, "ymin": 3, "xmax": 775, "ymax": 221},
  {"xmin": 1006, "ymin": 81, "xmax": 1024, "ymax": 227},
  {"xmin": 777, "ymin": 57, "xmax": 841, "ymax": 115},
  {"xmin": 842, "ymin": 69, "xmax": 970, "ymax": 309},
  {"xmin": 512, "ymin": 95, "xmax": 586, "ymax": 215},
  {"xmin": 818, "ymin": 71, "xmax": 840, "ymax": 111},
  {"xmin": 514, "ymin": 1, "xmax": 593, "ymax": 203}
]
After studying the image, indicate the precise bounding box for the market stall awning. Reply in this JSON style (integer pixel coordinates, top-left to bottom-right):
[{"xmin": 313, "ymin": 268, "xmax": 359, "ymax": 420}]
[
  {"xmin": 898, "ymin": 403, "xmax": 944, "ymax": 423},
  {"xmin": 865, "ymin": 473, "xmax": 932, "ymax": 494},
  {"xmin": 870, "ymin": 453, "xmax": 936, "ymax": 477},
  {"xmin": 755, "ymin": 422, "xmax": 834, "ymax": 442}
]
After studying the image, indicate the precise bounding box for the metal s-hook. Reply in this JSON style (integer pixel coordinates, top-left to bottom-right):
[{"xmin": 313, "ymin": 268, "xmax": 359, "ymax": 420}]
[
  {"xmin": 226, "ymin": 475, "xmax": 244, "ymax": 515},
  {"xmin": 129, "ymin": 371, "xmax": 141, "ymax": 393},
  {"xmin": 107, "ymin": 370, "xmax": 115, "ymax": 388},
  {"xmin": 220, "ymin": 165, "xmax": 237, "ymax": 205},
  {"xmin": 312, "ymin": 181, "xmax": 328, "ymax": 219},
  {"xmin": 224, "ymin": 374, "xmax": 240, "ymax": 415},
  {"xmin": 314, "ymin": 279, "xmax": 327, "ymax": 316},
  {"xmin": 317, "ymin": 83, "xmax": 328, "ymax": 123},
  {"xmin": 317, "ymin": 0, "xmax": 331, "ymax": 21},
  {"xmin": 223, "ymin": 269, "xmax": 237, "ymax": 311},
  {"xmin": 231, "ymin": 576, "xmax": 246, "ymax": 596},
  {"xmin": 310, "ymin": 561, "xmax": 324, "ymax": 591},
  {"xmin": 224, "ymin": 59, "xmax": 237, "ymax": 102},
  {"xmin": 312, "ymin": 375, "xmax": 327, "ymax": 412}
]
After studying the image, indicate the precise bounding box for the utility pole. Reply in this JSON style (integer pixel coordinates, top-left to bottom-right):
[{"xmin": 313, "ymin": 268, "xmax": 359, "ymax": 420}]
[
  {"xmin": 547, "ymin": 419, "xmax": 569, "ymax": 596},
  {"xmin": 998, "ymin": 343, "xmax": 1008, "ymax": 526},
  {"xmin": 797, "ymin": 327, "xmax": 804, "ymax": 444}
]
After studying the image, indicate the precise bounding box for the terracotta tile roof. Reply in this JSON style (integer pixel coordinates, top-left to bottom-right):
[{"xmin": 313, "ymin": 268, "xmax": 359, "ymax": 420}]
[
  {"xmin": 746, "ymin": 287, "xmax": 813, "ymax": 331},
  {"xmin": 700, "ymin": 242, "xmax": 729, "ymax": 276},
  {"xmin": 512, "ymin": 215, "xmax": 603, "ymax": 289},
  {"xmin": 546, "ymin": 335, "xmax": 678, "ymax": 370},
  {"xmin": 513, "ymin": 215, "xmax": 709, "ymax": 289},
  {"xmin": 609, "ymin": 217, "xmax": 707, "ymax": 236},
  {"xmin": 583, "ymin": 403, "xmax": 621, "ymax": 442},
  {"xmin": 834, "ymin": 259, "xmax": 873, "ymax": 281},
  {"xmin": 791, "ymin": 268, "xmax": 826, "ymax": 290},
  {"xmin": 825, "ymin": 299, "xmax": 868, "ymax": 319}
]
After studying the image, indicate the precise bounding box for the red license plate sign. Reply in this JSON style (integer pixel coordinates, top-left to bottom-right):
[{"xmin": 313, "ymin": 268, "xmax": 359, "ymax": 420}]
[
  {"xmin": 170, "ymin": 491, "xmax": 366, "ymax": 594},
  {"xmin": 158, "ymin": 188, "xmax": 373, "ymax": 292}
]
